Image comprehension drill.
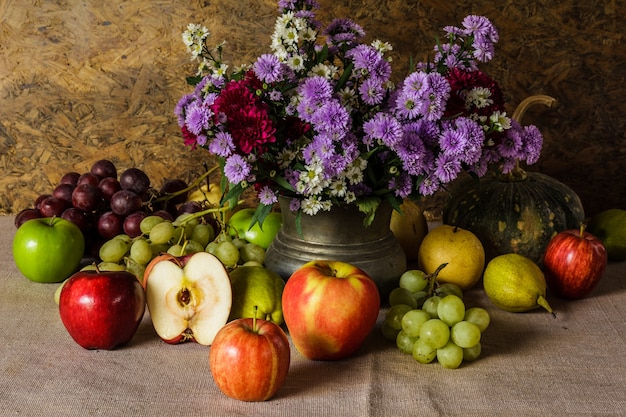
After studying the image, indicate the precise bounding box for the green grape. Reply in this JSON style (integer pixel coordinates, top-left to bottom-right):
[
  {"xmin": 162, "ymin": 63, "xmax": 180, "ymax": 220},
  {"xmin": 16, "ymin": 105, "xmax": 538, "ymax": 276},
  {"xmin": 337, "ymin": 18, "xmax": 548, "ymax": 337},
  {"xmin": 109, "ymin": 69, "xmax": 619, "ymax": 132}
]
[
  {"xmin": 401, "ymin": 309, "xmax": 431, "ymax": 338},
  {"xmin": 129, "ymin": 238, "xmax": 153, "ymax": 265},
  {"xmin": 205, "ymin": 241, "xmax": 219, "ymax": 254},
  {"xmin": 399, "ymin": 269, "xmax": 429, "ymax": 293},
  {"xmin": 413, "ymin": 290, "xmax": 428, "ymax": 308},
  {"xmin": 450, "ymin": 321, "xmax": 481, "ymax": 349},
  {"xmin": 174, "ymin": 213, "xmax": 199, "ymax": 238},
  {"xmin": 125, "ymin": 259, "xmax": 145, "ymax": 282},
  {"xmin": 437, "ymin": 341, "xmax": 464, "ymax": 369},
  {"xmin": 191, "ymin": 223, "xmax": 213, "ymax": 247},
  {"xmin": 435, "ymin": 283, "xmax": 464, "ymax": 299},
  {"xmin": 171, "ymin": 226, "xmax": 184, "ymax": 243},
  {"xmin": 140, "ymin": 215, "xmax": 164, "ymax": 235},
  {"xmin": 232, "ymin": 238, "xmax": 248, "ymax": 249},
  {"xmin": 97, "ymin": 261, "xmax": 126, "ymax": 271},
  {"xmin": 422, "ymin": 295, "xmax": 442, "ymax": 319},
  {"xmin": 412, "ymin": 339, "xmax": 437, "ymax": 364},
  {"xmin": 99, "ymin": 238, "xmax": 130, "ymax": 263},
  {"xmin": 167, "ymin": 244, "xmax": 185, "ymax": 256},
  {"xmin": 463, "ymin": 342, "xmax": 482, "ymax": 362},
  {"xmin": 389, "ymin": 287, "xmax": 418, "ymax": 308},
  {"xmin": 214, "ymin": 240, "xmax": 240, "ymax": 267},
  {"xmin": 184, "ymin": 240, "xmax": 205, "ymax": 254},
  {"xmin": 396, "ymin": 330, "xmax": 418, "ymax": 355},
  {"xmin": 242, "ymin": 260, "xmax": 264, "ymax": 267},
  {"xmin": 149, "ymin": 221, "xmax": 175, "ymax": 245},
  {"xmin": 384, "ymin": 304, "xmax": 413, "ymax": 331},
  {"xmin": 419, "ymin": 318, "xmax": 450, "ymax": 349},
  {"xmin": 381, "ymin": 321, "xmax": 400, "ymax": 342},
  {"xmin": 437, "ymin": 294, "xmax": 466, "ymax": 326},
  {"xmin": 464, "ymin": 307, "xmax": 491, "ymax": 332},
  {"xmin": 216, "ymin": 233, "xmax": 232, "ymax": 243},
  {"xmin": 240, "ymin": 243, "xmax": 266, "ymax": 265},
  {"xmin": 113, "ymin": 234, "xmax": 131, "ymax": 243},
  {"xmin": 150, "ymin": 243, "xmax": 169, "ymax": 257}
]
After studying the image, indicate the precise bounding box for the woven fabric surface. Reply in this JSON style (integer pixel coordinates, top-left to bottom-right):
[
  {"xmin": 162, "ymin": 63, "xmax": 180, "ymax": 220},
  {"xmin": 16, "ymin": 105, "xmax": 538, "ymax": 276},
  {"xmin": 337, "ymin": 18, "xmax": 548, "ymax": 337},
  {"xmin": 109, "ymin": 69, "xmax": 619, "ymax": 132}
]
[{"xmin": 1, "ymin": 215, "xmax": 625, "ymax": 417}]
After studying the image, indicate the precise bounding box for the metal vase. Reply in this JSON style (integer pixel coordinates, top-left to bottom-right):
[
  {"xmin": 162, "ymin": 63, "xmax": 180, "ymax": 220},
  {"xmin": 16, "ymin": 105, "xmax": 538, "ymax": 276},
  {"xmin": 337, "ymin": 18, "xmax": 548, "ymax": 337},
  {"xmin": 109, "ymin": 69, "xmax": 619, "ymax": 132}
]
[{"xmin": 265, "ymin": 197, "xmax": 407, "ymax": 300}]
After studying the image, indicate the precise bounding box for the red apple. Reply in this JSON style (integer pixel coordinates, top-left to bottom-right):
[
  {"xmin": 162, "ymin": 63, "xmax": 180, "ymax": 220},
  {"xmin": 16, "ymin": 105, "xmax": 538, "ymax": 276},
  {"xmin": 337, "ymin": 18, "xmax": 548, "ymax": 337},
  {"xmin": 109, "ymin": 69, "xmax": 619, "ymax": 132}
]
[
  {"xmin": 543, "ymin": 226, "xmax": 608, "ymax": 299},
  {"xmin": 209, "ymin": 316, "xmax": 290, "ymax": 401},
  {"xmin": 282, "ymin": 260, "xmax": 380, "ymax": 360},
  {"xmin": 143, "ymin": 252, "xmax": 232, "ymax": 345},
  {"xmin": 59, "ymin": 269, "xmax": 145, "ymax": 349}
]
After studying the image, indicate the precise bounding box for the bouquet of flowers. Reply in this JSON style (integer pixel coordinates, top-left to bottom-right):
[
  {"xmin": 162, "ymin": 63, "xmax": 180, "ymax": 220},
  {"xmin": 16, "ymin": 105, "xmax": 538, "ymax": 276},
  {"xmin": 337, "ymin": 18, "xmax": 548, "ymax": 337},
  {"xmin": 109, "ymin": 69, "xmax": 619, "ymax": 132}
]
[{"xmin": 175, "ymin": 0, "xmax": 543, "ymax": 227}]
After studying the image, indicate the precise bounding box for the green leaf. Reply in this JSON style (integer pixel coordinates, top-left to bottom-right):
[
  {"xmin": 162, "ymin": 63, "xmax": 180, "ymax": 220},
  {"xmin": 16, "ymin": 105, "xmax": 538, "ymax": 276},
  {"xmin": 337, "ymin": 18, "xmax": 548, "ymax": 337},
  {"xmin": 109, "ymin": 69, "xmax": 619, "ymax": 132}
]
[
  {"xmin": 356, "ymin": 196, "xmax": 381, "ymax": 227},
  {"xmin": 249, "ymin": 203, "xmax": 273, "ymax": 231},
  {"xmin": 336, "ymin": 62, "xmax": 354, "ymax": 91}
]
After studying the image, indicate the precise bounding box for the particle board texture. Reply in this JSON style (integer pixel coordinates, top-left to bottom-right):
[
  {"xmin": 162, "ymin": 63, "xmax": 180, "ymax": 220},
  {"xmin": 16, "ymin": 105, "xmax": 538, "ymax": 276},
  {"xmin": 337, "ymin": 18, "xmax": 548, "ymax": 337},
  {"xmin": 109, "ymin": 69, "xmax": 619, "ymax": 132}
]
[{"xmin": 1, "ymin": 0, "xmax": 624, "ymax": 218}]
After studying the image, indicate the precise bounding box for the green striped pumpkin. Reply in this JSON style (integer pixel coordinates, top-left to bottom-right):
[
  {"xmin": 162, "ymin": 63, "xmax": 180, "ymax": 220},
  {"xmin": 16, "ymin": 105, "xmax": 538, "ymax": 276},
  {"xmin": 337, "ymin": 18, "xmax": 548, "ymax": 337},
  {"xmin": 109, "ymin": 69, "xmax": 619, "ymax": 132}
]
[{"xmin": 442, "ymin": 168, "xmax": 585, "ymax": 265}]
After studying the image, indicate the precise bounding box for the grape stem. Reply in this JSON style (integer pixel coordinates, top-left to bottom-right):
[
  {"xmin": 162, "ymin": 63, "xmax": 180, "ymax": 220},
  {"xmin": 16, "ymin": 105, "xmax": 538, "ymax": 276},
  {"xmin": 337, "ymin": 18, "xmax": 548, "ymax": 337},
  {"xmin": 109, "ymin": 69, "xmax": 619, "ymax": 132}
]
[
  {"xmin": 151, "ymin": 164, "xmax": 221, "ymax": 204},
  {"xmin": 426, "ymin": 263, "xmax": 448, "ymax": 297}
]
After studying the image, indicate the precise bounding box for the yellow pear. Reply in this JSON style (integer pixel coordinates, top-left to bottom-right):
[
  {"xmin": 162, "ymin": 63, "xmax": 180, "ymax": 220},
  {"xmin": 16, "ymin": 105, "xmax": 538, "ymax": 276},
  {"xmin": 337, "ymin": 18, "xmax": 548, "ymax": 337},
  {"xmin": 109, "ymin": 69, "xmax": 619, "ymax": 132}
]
[
  {"xmin": 390, "ymin": 200, "xmax": 429, "ymax": 262},
  {"xmin": 483, "ymin": 253, "xmax": 553, "ymax": 314},
  {"xmin": 228, "ymin": 265, "xmax": 285, "ymax": 325},
  {"xmin": 417, "ymin": 224, "xmax": 485, "ymax": 291}
]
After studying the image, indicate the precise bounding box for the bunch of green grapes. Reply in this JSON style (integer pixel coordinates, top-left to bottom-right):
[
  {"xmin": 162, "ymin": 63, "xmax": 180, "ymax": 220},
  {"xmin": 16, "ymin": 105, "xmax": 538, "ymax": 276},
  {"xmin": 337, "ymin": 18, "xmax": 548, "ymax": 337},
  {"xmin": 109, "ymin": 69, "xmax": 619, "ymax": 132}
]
[
  {"xmin": 382, "ymin": 269, "xmax": 490, "ymax": 369},
  {"xmin": 91, "ymin": 212, "xmax": 266, "ymax": 279}
]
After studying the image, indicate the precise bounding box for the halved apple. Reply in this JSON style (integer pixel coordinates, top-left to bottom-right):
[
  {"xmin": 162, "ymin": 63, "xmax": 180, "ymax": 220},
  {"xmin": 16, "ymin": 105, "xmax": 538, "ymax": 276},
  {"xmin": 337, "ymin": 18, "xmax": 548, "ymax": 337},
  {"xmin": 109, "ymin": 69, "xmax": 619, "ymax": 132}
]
[{"xmin": 143, "ymin": 252, "xmax": 232, "ymax": 345}]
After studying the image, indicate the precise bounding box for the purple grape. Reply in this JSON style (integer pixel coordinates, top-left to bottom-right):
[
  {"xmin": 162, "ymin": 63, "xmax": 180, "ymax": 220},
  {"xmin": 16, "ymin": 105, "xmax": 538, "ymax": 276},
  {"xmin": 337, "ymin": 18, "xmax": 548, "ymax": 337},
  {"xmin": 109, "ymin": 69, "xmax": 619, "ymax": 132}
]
[
  {"xmin": 53, "ymin": 183, "xmax": 75, "ymax": 205},
  {"xmin": 97, "ymin": 211, "xmax": 124, "ymax": 240},
  {"xmin": 160, "ymin": 179, "xmax": 189, "ymax": 205},
  {"xmin": 119, "ymin": 168, "xmax": 150, "ymax": 195},
  {"xmin": 72, "ymin": 184, "xmax": 103, "ymax": 212},
  {"xmin": 110, "ymin": 189, "xmax": 143, "ymax": 216},
  {"xmin": 59, "ymin": 172, "xmax": 81, "ymax": 186},
  {"xmin": 91, "ymin": 159, "xmax": 117, "ymax": 179},
  {"xmin": 39, "ymin": 196, "xmax": 69, "ymax": 217},
  {"xmin": 123, "ymin": 211, "xmax": 148, "ymax": 238},
  {"xmin": 98, "ymin": 177, "xmax": 121, "ymax": 202},
  {"xmin": 77, "ymin": 172, "xmax": 101, "ymax": 187},
  {"xmin": 14, "ymin": 208, "xmax": 43, "ymax": 228},
  {"xmin": 61, "ymin": 207, "xmax": 89, "ymax": 233}
]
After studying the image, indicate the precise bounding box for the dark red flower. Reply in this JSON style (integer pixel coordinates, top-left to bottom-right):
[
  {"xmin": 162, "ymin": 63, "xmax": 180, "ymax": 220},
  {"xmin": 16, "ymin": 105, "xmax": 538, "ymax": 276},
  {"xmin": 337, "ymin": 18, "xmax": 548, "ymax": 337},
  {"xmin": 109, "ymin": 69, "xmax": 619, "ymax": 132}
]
[
  {"xmin": 444, "ymin": 68, "xmax": 505, "ymax": 118},
  {"xmin": 211, "ymin": 79, "xmax": 276, "ymax": 155},
  {"xmin": 181, "ymin": 125, "xmax": 198, "ymax": 149}
]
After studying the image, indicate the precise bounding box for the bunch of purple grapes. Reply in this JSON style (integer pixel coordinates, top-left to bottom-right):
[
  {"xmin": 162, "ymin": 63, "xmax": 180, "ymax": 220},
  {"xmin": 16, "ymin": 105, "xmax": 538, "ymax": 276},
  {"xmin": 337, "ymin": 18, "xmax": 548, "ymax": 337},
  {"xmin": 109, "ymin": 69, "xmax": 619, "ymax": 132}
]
[{"xmin": 14, "ymin": 159, "xmax": 199, "ymax": 259}]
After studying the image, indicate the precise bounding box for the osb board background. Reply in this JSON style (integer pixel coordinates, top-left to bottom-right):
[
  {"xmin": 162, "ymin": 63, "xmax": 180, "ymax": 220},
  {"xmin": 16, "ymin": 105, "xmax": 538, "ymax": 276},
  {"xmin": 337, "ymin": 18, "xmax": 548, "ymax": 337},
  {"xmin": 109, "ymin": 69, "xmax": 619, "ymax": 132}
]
[{"xmin": 1, "ymin": 0, "xmax": 624, "ymax": 218}]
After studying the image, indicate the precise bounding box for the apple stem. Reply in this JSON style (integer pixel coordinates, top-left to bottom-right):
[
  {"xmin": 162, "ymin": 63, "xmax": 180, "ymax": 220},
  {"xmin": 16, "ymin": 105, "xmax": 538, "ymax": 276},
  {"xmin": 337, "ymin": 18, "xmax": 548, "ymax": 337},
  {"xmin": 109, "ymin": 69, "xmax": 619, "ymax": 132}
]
[
  {"xmin": 253, "ymin": 306, "xmax": 259, "ymax": 333},
  {"xmin": 579, "ymin": 223, "xmax": 586, "ymax": 238}
]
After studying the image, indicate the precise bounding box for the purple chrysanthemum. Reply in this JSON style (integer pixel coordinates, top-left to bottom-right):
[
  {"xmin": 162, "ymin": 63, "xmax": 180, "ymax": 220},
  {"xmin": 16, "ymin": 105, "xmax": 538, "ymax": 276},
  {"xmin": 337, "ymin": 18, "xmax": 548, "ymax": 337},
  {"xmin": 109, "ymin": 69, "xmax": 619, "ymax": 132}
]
[
  {"xmin": 254, "ymin": 54, "xmax": 286, "ymax": 83},
  {"xmin": 223, "ymin": 154, "xmax": 252, "ymax": 184}
]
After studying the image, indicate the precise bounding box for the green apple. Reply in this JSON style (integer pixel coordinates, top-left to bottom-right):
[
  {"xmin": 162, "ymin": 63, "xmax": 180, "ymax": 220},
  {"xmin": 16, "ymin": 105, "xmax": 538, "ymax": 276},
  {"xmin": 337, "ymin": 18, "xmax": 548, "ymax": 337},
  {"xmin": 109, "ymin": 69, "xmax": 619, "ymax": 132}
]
[
  {"xmin": 586, "ymin": 208, "xmax": 626, "ymax": 261},
  {"xmin": 13, "ymin": 217, "xmax": 85, "ymax": 283},
  {"xmin": 227, "ymin": 208, "xmax": 282, "ymax": 249}
]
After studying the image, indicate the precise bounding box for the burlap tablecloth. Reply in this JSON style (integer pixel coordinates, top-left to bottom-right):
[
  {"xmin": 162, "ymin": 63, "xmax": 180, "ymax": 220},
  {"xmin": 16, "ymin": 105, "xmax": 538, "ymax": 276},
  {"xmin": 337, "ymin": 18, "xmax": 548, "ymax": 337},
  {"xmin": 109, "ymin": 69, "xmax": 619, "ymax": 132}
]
[{"xmin": 1, "ymin": 215, "xmax": 625, "ymax": 416}]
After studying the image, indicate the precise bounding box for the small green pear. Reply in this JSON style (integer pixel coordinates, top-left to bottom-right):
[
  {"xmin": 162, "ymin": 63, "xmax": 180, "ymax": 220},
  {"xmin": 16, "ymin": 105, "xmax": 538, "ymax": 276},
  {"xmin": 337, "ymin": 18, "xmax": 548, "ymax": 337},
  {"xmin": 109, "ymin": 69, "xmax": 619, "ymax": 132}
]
[
  {"xmin": 586, "ymin": 208, "xmax": 626, "ymax": 261},
  {"xmin": 483, "ymin": 253, "xmax": 553, "ymax": 314},
  {"xmin": 228, "ymin": 265, "xmax": 286, "ymax": 325}
]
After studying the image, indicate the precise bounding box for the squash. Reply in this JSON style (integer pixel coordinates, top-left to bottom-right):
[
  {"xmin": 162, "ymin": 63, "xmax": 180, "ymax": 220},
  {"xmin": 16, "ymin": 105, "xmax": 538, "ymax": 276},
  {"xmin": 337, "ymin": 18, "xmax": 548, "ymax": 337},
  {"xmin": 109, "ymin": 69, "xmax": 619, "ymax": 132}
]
[{"xmin": 442, "ymin": 95, "xmax": 585, "ymax": 265}]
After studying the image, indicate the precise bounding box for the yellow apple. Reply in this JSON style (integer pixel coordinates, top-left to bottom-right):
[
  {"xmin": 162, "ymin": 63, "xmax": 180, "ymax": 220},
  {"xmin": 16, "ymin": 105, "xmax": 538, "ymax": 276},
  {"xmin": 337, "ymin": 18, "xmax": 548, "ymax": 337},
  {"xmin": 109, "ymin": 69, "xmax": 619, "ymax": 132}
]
[
  {"xmin": 417, "ymin": 224, "xmax": 485, "ymax": 291},
  {"xmin": 186, "ymin": 183, "xmax": 222, "ymax": 206}
]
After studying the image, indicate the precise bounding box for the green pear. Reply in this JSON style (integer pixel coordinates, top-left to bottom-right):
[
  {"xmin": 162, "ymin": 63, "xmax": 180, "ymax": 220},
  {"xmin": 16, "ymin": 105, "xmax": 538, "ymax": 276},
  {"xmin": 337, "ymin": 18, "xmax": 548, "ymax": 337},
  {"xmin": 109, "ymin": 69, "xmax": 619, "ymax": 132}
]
[
  {"xmin": 228, "ymin": 265, "xmax": 285, "ymax": 325},
  {"xmin": 483, "ymin": 253, "xmax": 553, "ymax": 314},
  {"xmin": 586, "ymin": 208, "xmax": 626, "ymax": 261}
]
